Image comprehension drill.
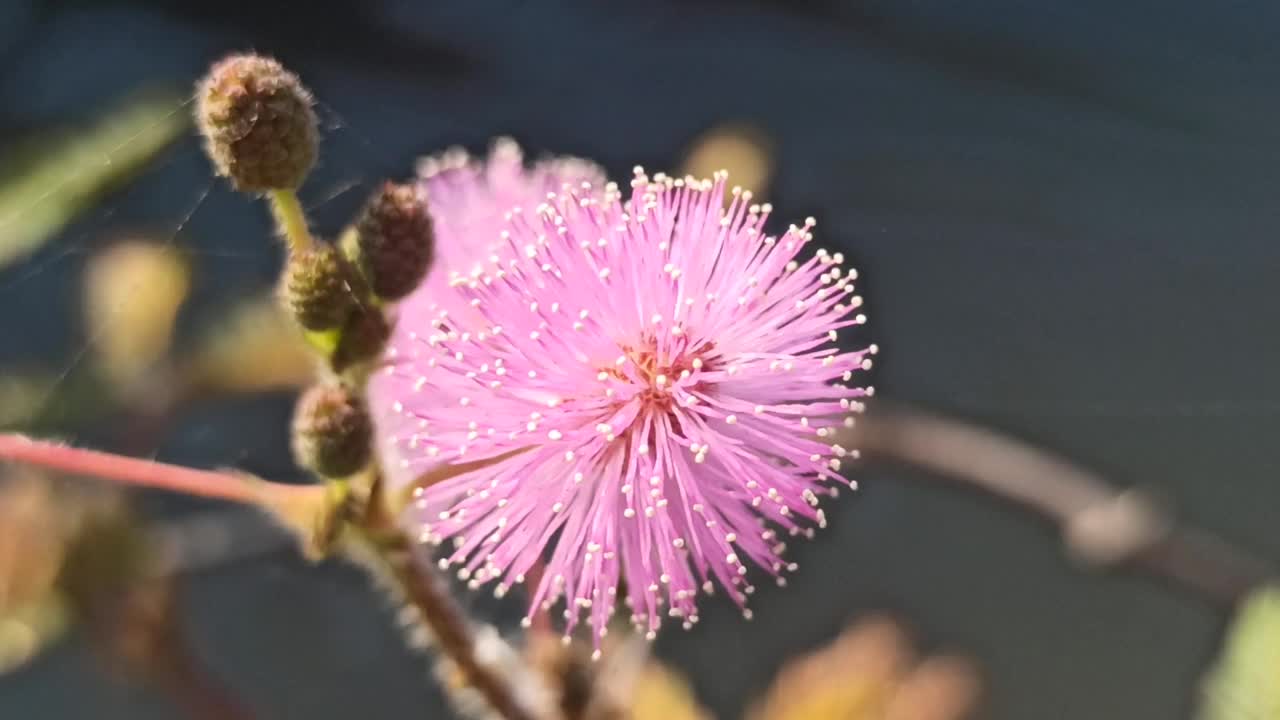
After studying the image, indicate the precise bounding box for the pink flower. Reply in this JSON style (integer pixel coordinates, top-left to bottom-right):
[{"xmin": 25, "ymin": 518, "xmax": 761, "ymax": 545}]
[
  {"xmin": 373, "ymin": 139, "xmax": 605, "ymax": 481},
  {"xmin": 373, "ymin": 150, "xmax": 875, "ymax": 647},
  {"xmin": 410, "ymin": 138, "xmax": 606, "ymax": 288}
]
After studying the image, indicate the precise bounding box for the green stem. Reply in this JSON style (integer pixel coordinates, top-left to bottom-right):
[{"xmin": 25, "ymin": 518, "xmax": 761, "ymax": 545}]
[{"xmin": 268, "ymin": 189, "xmax": 314, "ymax": 254}]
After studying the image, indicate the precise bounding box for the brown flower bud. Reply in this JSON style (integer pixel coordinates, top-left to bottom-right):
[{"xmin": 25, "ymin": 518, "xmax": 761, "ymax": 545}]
[
  {"xmin": 281, "ymin": 243, "xmax": 354, "ymax": 331},
  {"xmin": 291, "ymin": 383, "xmax": 372, "ymax": 478},
  {"xmin": 352, "ymin": 182, "xmax": 434, "ymax": 300},
  {"xmin": 331, "ymin": 306, "xmax": 391, "ymax": 373},
  {"xmin": 196, "ymin": 53, "xmax": 318, "ymax": 192}
]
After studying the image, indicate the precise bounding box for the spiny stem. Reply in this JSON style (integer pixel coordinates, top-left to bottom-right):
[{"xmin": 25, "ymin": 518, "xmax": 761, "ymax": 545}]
[
  {"xmin": 269, "ymin": 189, "xmax": 315, "ymax": 254},
  {"xmin": 352, "ymin": 477, "xmax": 553, "ymax": 720},
  {"xmin": 0, "ymin": 433, "xmax": 263, "ymax": 505},
  {"xmin": 348, "ymin": 528, "xmax": 549, "ymax": 720}
]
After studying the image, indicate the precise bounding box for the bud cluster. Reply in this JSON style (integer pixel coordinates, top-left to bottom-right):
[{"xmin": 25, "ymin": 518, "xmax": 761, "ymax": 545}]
[
  {"xmin": 275, "ymin": 182, "xmax": 433, "ymax": 368},
  {"xmin": 189, "ymin": 58, "xmax": 548, "ymax": 716},
  {"xmin": 194, "ymin": 53, "xmax": 436, "ymax": 484}
]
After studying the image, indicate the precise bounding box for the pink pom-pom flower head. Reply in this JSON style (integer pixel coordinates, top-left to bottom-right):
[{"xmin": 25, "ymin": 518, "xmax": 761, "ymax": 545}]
[
  {"xmin": 411, "ymin": 137, "xmax": 607, "ymax": 289},
  {"xmin": 373, "ymin": 149, "xmax": 875, "ymax": 648}
]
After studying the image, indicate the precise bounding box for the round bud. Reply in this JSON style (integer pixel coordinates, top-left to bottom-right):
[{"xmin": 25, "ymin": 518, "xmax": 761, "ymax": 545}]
[
  {"xmin": 281, "ymin": 243, "xmax": 353, "ymax": 331},
  {"xmin": 196, "ymin": 53, "xmax": 318, "ymax": 192},
  {"xmin": 331, "ymin": 307, "xmax": 391, "ymax": 373},
  {"xmin": 291, "ymin": 383, "xmax": 372, "ymax": 477},
  {"xmin": 353, "ymin": 182, "xmax": 434, "ymax": 300}
]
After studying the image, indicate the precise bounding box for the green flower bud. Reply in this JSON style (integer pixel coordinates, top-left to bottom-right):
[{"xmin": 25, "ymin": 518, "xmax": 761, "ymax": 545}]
[
  {"xmin": 196, "ymin": 53, "xmax": 318, "ymax": 192},
  {"xmin": 281, "ymin": 243, "xmax": 354, "ymax": 331},
  {"xmin": 331, "ymin": 306, "xmax": 391, "ymax": 373},
  {"xmin": 291, "ymin": 383, "xmax": 372, "ymax": 478},
  {"xmin": 352, "ymin": 182, "xmax": 435, "ymax": 300}
]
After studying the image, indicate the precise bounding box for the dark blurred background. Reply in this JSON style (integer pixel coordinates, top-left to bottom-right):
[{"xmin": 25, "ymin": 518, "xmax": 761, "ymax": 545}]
[{"xmin": 2, "ymin": 1, "xmax": 1279, "ymax": 718}]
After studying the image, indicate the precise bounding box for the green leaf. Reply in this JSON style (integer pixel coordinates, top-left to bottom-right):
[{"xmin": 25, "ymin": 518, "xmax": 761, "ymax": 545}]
[
  {"xmin": 0, "ymin": 93, "xmax": 188, "ymax": 271},
  {"xmin": 1201, "ymin": 585, "xmax": 1280, "ymax": 720}
]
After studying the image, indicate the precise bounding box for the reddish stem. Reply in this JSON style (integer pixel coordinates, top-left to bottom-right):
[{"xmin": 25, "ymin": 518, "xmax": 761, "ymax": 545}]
[{"xmin": 0, "ymin": 433, "xmax": 261, "ymax": 505}]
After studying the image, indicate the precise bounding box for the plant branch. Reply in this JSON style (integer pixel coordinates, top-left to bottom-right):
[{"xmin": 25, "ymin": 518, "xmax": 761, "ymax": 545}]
[
  {"xmin": 0, "ymin": 434, "xmax": 263, "ymax": 505},
  {"xmin": 847, "ymin": 405, "xmax": 1275, "ymax": 606},
  {"xmin": 158, "ymin": 650, "xmax": 259, "ymax": 720},
  {"xmin": 0, "ymin": 432, "xmax": 549, "ymax": 719},
  {"xmin": 346, "ymin": 477, "xmax": 555, "ymax": 720},
  {"xmin": 0, "ymin": 433, "xmax": 341, "ymax": 562},
  {"xmin": 345, "ymin": 528, "xmax": 553, "ymax": 720}
]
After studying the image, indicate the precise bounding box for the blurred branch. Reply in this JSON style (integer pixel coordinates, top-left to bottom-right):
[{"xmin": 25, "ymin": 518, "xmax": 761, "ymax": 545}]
[
  {"xmin": 0, "ymin": 435, "xmax": 266, "ymax": 505},
  {"xmin": 0, "ymin": 471, "xmax": 257, "ymax": 717},
  {"xmin": 155, "ymin": 647, "xmax": 258, "ymax": 720},
  {"xmin": 76, "ymin": 577, "xmax": 258, "ymax": 720},
  {"xmin": 849, "ymin": 405, "xmax": 1275, "ymax": 606}
]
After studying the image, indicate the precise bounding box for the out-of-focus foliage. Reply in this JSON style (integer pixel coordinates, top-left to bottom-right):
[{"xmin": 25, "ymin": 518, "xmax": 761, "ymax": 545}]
[
  {"xmin": 84, "ymin": 239, "xmax": 190, "ymax": 387},
  {"xmin": 680, "ymin": 123, "xmax": 774, "ymax": 203},
  {"xmin": 1200, "ymin": 585, "xmax": 1280, "ymax": 720},
  {"xmin": 523, "ymin": 626, "xmax": 709, "ymax": 720},
  {"xmin": 182, "ymin": 292, "xmax": 316, "ymax": 396},
  {"xmin": 619, "ymin": 616, "xmax": 980, "ymax": 720},
  {"xmin": 1, "ymin": 287, "xmax": 312, "ymax": 434},
  {"xmin": 0, "ymin": 471, "xmax": 140, "ymax": 675},
  {"xmin": 0, "ymin": 469, "xmax": 217, "ymax": 697},
  {"xmin": 0, "ymin": 95, "xmax": 187, "ymax": 271},
  {"xmin": 0, "ymin": 368, "xmax": 110, "ymax": 433},
  {"xmin": 747, "ymin": 617, "xmax": 980, "ymax": 720},
  {"xmin": 631, "ymin": 661, "xmax": 714, "ymax": 720},
  {"xmin": 0, "ymin": 473, "xmax": 74, "ymax": 674}
]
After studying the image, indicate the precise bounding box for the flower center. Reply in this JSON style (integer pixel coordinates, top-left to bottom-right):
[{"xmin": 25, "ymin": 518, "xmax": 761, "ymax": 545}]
[{"xmin": 603, "ymin": 336, "xmax": 719, "ymax": 416}]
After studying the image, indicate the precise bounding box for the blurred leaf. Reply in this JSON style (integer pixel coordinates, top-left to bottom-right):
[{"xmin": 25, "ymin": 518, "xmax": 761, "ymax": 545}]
[
  {"xmin": 1201, "ymin": 585, "xmax": 1280, "ymax": 720},
  {"xmin": 0, "ymin": 599, "xmax": 72, "ymax": 676},
  {"xmin": 0, "ymin": 367, "xmax": 115, "ymax": 433},
  {"xmin": 181, "ymin": 293, "xmax": 315, "ymax": 395},
  {"xmin": 0, "ymin": 94, "xmax": 188, "ymax": 271},
  {"xmin": 0, "ymin": 291, "xmax": 311, "ymax": 434},
  {"xmin": 83, "ymin": 239, "xmax": 191, "ymax": 385},
  {"xmin": 0, "ymin": 473, "xmax": 78, "ymax": 676},
  {"xmin": 632, "ymin": 661, "xmax": 714, "ymax": 720},
  {"xmin": 749, "ymin": 616, "xmax": 979, "ymax": 720}
]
